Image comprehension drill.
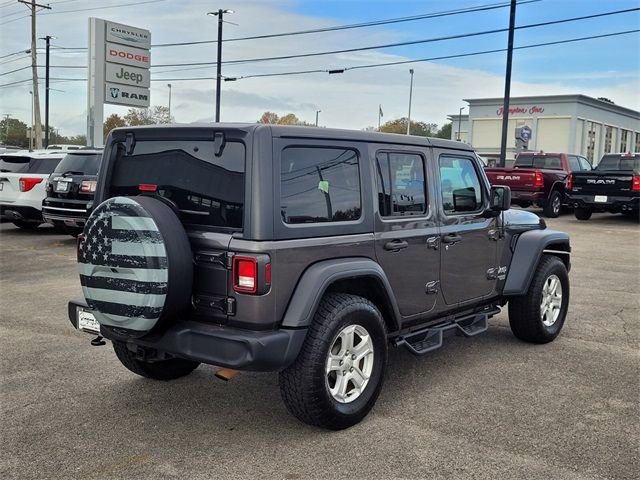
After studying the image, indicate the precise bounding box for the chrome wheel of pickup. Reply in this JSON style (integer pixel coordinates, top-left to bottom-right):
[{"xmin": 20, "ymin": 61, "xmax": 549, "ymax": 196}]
[
  {"xmin": 540, "ymin": 274, "xmax": 562, "ymax": 326},
  {"xmin": 325, "ymin": 324, "xmax": 374, "ymax": 404}
]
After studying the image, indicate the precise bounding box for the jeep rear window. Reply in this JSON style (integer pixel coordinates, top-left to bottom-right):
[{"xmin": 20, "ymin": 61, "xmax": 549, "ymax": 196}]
[
  {"xmin": 280, "ymin": 146, "xmax": 361, "ymax": 224},
  {"xmin": 110, "ymin": 140, "xmax": 245, "ymax": 230},
  {"xmin": 0, "ymin": 155, "xmax": 61, "ymax": 174},
  {"xmin": 54, "ymin": 153, "xmax": 102, "ymax": 175}
]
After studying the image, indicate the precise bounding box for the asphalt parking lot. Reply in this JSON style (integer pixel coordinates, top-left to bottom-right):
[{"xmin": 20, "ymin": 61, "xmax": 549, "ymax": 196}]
[{"xmin": 1, "ymin": 212, "xmax": 638, "ymax": 480}]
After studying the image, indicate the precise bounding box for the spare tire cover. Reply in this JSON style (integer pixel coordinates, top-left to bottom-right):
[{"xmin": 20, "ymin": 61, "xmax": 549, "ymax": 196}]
[{"xmin": 78, "ymin": 195, "xmax": 192, "ymax": 335}]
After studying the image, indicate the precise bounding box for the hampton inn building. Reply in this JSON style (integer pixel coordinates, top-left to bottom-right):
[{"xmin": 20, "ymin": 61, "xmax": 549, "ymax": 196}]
[{"xmin": 449, "ymin": 94, "xmax": 640, "ymax": 165}]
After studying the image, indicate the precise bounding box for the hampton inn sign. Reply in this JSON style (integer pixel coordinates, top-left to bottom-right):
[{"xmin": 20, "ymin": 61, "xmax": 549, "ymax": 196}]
[{"xmin": 86, "ymin": 18, "xmax": 151, "ymax": 147}]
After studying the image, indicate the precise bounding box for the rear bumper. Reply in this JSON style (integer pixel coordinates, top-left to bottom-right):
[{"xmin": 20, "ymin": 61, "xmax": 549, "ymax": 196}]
[
  {"xmin": 42, "ymin": 199, "xmax": 90, "ymax": 227},
  {"xmin": 0, "ymin": 204, "xmax": 43, "ymax": 222},
  {"xmin": 567, "ymin": 194, "xmax": 639, "ymax": 212},
  {"xmin": 68, "ymin": 298, "xmax": 307, "ymax": 372}
]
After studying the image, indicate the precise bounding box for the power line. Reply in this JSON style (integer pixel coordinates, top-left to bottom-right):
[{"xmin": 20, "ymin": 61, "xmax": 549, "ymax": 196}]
[
  {"xmin": 152, "ymin": 0, "xmax": 540, "ymax": 48},
  {"xmin": 150, "ymin": 7, "xmax": 640, "ymax": 68},
  {"xmin": 1, "ymin": 29, "xmax": 637, "ymax": 89}
]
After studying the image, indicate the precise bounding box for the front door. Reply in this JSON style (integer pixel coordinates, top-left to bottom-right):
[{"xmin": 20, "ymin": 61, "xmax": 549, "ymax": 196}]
[
  {"xmin": 437, "ymin": 152, "xmax": 498, "ymax": 306},
  {"xmin": 373, "ymin": 148, "xmax": 441, "ymax": 318}
]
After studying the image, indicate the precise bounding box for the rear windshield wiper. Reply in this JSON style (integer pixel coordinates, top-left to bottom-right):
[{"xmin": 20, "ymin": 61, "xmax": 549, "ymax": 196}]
[{"xmin": 58, "ymin": 170, "xmax": 84, "ymax": 176}]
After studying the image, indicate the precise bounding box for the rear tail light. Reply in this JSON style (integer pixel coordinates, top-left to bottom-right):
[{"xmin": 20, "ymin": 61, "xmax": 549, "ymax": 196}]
[
  {"xmin": 233, "ymin": 256, "xmax": 258, "ymax": 294},
  {"xmin": 80, "ymin": 180, "xmax": 97, "ymax": 193},
  {"xmin": 632, "ymin": 175, "xmax": 640, "ymax": 192},
  {"xmin": 139, "ymin": 184, "xmax": 157, "ymax": 192},
  {"xmin": 19, "ymin": 177, "xmax": 43, "ymax": 192},
  {"xmin": 534, "ymin": 171, "xmax": 544, "ymax": 188},
  {"xmin": 566, "ymin": 174, "xmax": 573, "ymax": 191}
]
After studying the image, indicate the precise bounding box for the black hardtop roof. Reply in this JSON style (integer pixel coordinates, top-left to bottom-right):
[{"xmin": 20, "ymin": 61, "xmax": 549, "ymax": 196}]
[{"xmin": 111, "ymin": 122, "xmax": 474, "ymax": 151}]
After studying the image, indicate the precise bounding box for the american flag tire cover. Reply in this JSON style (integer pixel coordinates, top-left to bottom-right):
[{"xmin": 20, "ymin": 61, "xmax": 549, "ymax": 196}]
[{"xmin": 78, "ymin": 196, "xmax": 168, "ymax": 333}]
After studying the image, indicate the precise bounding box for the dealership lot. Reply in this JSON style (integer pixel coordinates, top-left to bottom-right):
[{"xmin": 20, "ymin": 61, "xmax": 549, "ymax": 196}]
[{"xmin": 0, "ymin": 213, "xmax": 638, "ymax": 480}]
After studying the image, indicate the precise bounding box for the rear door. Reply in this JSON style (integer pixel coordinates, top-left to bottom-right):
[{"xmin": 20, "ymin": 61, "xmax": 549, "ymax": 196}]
[
  {"xmin": 373, "ymin": 146, "xmax": 440, "ymax": 319},
  {"xmin": 107, "ymin": 136, "xmax": 247, "ymax": 323},
  {"xmin": 437, "ymin": 152, "xmax": 498, "ymax": 306}
]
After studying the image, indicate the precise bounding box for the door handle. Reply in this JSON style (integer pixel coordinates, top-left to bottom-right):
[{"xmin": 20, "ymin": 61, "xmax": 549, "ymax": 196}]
[
  {"xmin": 384, "ymin": 240, "xmax": 409, "ymax": 251},
  {"xmin": 442, "ymin": 234, "xmax": 462, "ymax": 244}
]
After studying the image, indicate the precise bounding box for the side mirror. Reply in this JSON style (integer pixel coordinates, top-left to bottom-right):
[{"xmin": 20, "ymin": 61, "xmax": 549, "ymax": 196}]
[
  {"xmin": 490, "ymin": 185, "xmax": 511, "ymax": 211},
  {"xmin": 452, "ymin": 187, "xmax": 478, "ymax": 211}
]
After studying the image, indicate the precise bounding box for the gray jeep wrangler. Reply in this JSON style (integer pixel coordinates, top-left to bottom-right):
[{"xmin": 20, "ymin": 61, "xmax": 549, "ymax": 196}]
[{"xmin": 68, "ymin": 124, "xmax": 571, "ymax": 429}]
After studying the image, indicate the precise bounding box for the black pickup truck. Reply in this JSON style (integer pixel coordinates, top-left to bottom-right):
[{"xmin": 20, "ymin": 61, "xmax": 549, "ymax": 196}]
[{"xmin": 566, "ymin": 152, "xmax": 639, "ymax": 220}]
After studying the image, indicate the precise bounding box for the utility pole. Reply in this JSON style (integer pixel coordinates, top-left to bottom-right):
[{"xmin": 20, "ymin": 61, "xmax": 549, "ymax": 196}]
[
  {"xmin": 19, "ymin": 0, "xmax": 51, "ymax": 150},
  {"xmin": 2, "ymin": 114, "xmax": 11, "ymax": 144},
  {"xmin": 498, "ymin": 0, "xmax": 517, "ymax": 167},
  {"xmin": 457, "ymin": 106, "xmax": 465, "ymax": 141},
  {"xmin": 40, "ymin": 35, "xmax": 53, "ymax": 148},
  {"xmin": 406, "ymin": 69, "xmax": 414, "ymax": 135},
  {"xmin": 167, "ymin": 83, "xmax": 172, "ymax": 119},
  {"xmin": 315, "ymin": 110, "xmax": 321, "ymax": 127},
  {"xmin": 207, "ymin": 9, "xmax": 234, "ymax": 122}
]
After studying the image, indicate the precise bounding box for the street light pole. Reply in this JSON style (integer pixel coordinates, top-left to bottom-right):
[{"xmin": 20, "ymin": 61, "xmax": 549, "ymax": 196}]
[
  {"xmin": 207, "ymin": 9, "xmax": 234, "ymax": 123},
  {"xmin": 315, "ymin": 110, "xmax": 321, "ymax": 127},
  {"xmin": 167, "ymin": 83, "xmax": 172, "ymax": 119},
  {"xmin": 498, "ymin": 0, "xmax": 517, "ymax": 167},
  {"xmin": 29, "ymin": 90, "xmax": 34, "ymax": 150},
  {"xmin": 406, "ymin": 68, "xmax": 414, "ymax": 135},
  {"xmin": 458, "ymin": 106, "xmax": 465, "ymax": 141}
]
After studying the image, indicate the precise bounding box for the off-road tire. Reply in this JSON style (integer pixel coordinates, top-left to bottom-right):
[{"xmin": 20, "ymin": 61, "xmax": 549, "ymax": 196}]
[
  {"xmin": 508, "ymin": 255, "xmax": 569, "ymax": 344},
  {"xmin": 112, "ymin": 340, "xmax": 199, "ymax": 381},
  {"xmin": 543, "ymin": 190, "xmax": 562, "ymax": 218},
  {"xmin": 12, "ymin": 220, "xmax": 40, "ymax": 230},
  {"xmin": 574, "ymin": 207, "xmax": 592, "ymax": 220},
  {"xmin": 279, "ymin": 293, "xmax": 387, "ymax": 430}
]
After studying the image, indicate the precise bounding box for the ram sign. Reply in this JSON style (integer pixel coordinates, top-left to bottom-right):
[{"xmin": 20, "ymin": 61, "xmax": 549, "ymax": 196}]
[{"xmin": 87, "ymin": 18, "xmax": 151, "ymax": 146}]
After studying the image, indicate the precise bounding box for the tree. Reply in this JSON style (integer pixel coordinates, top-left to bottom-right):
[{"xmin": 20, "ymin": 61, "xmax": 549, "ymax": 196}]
[
  {"xmin": 256, "ymin": 111, "xmax": 312, "ymax": 126},
  {"xmin": 0, "ymin": 117, "xmax": 28, "ymax": 148},
  {"xmin": 124, "ymin": 105, "xmax": 173, "ymax": 126},
  {"xmin": 258, "ymin": 111, "xmax": 279, "ymax": 124},
  {"xmin": 597, "ymin": 97, "xmax": 614, "ymax": 104},
  {"xmin": 434, "ymin": 122, "xmax": 452, "ymax": 139},
  {"xmin": 379, "ymin": 117, "xmax": 435, "ymax": 137},
  {"xmin": 103, "ymin": 114, "xmax": 126, "ymax": 140}
]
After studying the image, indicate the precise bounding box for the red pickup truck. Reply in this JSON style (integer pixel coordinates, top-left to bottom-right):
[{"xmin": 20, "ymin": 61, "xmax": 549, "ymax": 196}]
[{"xmin": 485, "ymin": 152, "xmax": 592, "ymax": 217}]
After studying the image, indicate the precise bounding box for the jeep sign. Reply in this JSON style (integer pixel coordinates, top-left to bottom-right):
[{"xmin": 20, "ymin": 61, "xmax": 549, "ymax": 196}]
[
  {"xmin": 106, "ymin": 62, "xmax": 150, "ymax": 88},
  {"xmin": 105, "ymin": 82, "xmax": 150, "ymax": 107}
]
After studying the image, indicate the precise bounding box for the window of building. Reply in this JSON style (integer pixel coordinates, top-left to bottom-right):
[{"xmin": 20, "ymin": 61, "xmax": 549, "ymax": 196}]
[
  {"xmin": 604, "ymin": 125, "xmax": 613, "ymax": 154},
  {"xmin": 620, "ymin": 130, "xmax": 629, "ymax": 152},
  {"xmin": 587, "ymin": 122, "xmax": 597, "ymax": 163},
  {"xmin": 376, "ymin": 152, "xmax": 426, "ymax": 217},
  {"xmin": 280, "ymin": 146, "xmax": 361, "ymax": 224},
  {"xmin": 635, "ymin": 132, "xmax": 640, "ymax": 153},
  {"xmin": 439, "ymin": 156, "xmax": 483, "ymax": 214}
]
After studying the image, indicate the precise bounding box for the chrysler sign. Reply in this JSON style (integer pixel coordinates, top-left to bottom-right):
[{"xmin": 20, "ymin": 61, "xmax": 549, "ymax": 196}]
[{"xmin": 106, "ymin": 21, "xmax": 151, "ymax": 49}]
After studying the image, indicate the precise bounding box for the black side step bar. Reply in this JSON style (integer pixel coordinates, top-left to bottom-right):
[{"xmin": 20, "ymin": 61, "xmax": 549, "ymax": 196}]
[{"xmin": 394, "ymin": 307, "xmax": 500, "ymax": 356}]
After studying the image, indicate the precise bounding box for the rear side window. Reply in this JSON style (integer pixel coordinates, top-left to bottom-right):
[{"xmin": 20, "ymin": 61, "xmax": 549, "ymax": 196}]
[
  {"xmin": 280, "ymin": 146, "xmax": 361, "ymax": 224},
  {"xmin": 54, "ymin": 153, "xmax": 102, "ymax": 175},
  {"xmin": 110, "ymin": 140, "xmax": 245, "ymax": 230},
  {"xmin": 376, "ymin": 152, "xmax": 426, "ymax": 216},
  {"xmin": 568, "ymin": 156, "xmax": 580, "ymax": 172},
  {"xmin": 439, "ymin": 156, "xmax": 483, "ymax": 214},
  {"xmin": 578, "ymin": 157, "xmax": 592, "ymax": 171}
]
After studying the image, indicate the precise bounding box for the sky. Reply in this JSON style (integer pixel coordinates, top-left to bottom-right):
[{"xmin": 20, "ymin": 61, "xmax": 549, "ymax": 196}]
[{"xmin": 0, "ymin": 0, "xmax": 638, "ymax": 137}]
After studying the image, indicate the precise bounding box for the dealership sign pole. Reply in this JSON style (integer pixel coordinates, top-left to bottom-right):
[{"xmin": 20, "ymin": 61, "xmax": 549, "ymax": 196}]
[{"xmin": 87, "ymin": 18, "xmax": 151, "ymax": 147}]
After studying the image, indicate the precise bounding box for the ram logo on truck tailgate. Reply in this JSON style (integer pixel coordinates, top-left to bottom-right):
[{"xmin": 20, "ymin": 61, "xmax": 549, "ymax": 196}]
[
  {"xmin": 586, "ymin": 179, "xmax": 615, "ymax": 184},
  {"xmin": 497, "ymin": 175, "xmax": 520, "ymax": 180}
]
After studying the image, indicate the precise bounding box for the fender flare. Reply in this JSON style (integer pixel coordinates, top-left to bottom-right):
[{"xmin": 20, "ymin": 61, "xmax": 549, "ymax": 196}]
[
  {"xmin": 548, "ymin": 180, "xmax": 566, "ymax": 201},
  {"xmin": 281, "ymin": 258, "xmax": 402, "ymax": 330},
  {"xmin": 503, "ymin": 229, "xmax": 571, "ymax": 296}
]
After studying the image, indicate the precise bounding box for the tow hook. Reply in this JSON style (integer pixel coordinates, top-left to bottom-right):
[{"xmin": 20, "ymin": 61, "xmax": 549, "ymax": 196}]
[{"xmin": 90, "ymin": 335, "xmax": 106, "ymax": 346}]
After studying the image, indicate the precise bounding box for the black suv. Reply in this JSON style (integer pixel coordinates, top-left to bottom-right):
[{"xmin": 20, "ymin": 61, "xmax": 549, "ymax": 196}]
[
  {"xmin": 68, "ymin": 124, "xmax": 571, "ymax": 429},
  {"xmin": 42, "ymin": 149, "xmax": 102, "ymax": 236}
]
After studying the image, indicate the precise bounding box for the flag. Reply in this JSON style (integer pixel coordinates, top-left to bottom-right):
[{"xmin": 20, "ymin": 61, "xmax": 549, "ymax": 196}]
[{"xmin": 379, "ymin": 105, "xmax": 384, "ymax": 117}]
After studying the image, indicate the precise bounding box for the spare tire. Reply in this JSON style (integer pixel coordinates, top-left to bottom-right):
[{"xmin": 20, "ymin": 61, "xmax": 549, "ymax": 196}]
[{"xmin": 78, "ymin": 195, "xmax": 192, "ymax": 337}]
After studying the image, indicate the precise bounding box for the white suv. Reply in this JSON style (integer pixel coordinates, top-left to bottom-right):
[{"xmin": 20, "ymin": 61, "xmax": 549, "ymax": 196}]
[{"xmin": 0, "ymin": 150, "xmax": 65, "ymax": 229}]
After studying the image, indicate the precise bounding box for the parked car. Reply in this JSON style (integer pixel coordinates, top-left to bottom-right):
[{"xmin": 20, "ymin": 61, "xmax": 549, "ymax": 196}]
[
  {"xmin": 0, "ymin": 145, "xmax": 21, "ymax": 155},
  {"xmin": 485, "ymin": 151, "xmax": 592, "ymax": 217},
  {"xmin": 68, "ymin": 124, "xmax": 571, "ymax": 429},
  {"xmin": 0, "ymin": 149, "xmax": 65, "ymax": 229},
  {"xmin": 46, "ymin": 144, "xmax": 83, "ymax": 151},
  {"xmin": 566, "ymin": 152, "xmax": 639, "ymax": 220},
  {"xmin": 42, "ymin": 149, "xmax": 103, "ymax": 236}
]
